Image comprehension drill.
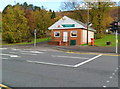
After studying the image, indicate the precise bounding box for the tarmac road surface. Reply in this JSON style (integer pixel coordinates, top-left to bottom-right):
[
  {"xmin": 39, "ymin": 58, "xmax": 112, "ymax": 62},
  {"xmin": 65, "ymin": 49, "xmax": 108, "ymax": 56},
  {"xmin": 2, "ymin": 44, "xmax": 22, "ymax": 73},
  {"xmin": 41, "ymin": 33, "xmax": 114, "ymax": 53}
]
[{"xmin": 1, "ymin": 47, "xmax": 118, "ymax": 88}]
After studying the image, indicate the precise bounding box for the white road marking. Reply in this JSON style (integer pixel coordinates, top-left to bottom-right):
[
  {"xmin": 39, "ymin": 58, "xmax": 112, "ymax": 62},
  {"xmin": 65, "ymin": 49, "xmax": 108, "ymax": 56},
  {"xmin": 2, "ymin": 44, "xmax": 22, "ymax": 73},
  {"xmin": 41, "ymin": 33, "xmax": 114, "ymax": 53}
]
[
  {"xmin": 30, "ymin": 51, "xmax": 44, "ymax": 53},
  {"xmin": 9, "ymin": 51, "xmax": 38, "ymax": 55},
  {"xmin": 103, "ymin": 86, "xmax": 107, "ymax": 88},
  {"xmin": 21, "ymin": 53, "xmax": 37, "ymax": 55},
  {"xmin": 0, "ymin": 54, "xmax": 19, "ymax": 57},
  {"xmin": 19, "ymin": 50, "xmax": 44, "ymax": 54},
  {"xmin": 26, "ymin": 54, "xmax": 102, "ymax": 68},
  {"xmin": 106, "ymin": 80, "xmax": 110, "ymax": 83},
  {"xmin": 0, "ymin": 48, "xmax": 8, "ymax": 50},
  {"xmin": 11, "ymin": 48, "xmax": 21, "ymax": 51},
  {"xmin": 74, "ymin": 54, "xmax": 102, "ymax": 67},
  {"xmin": 112, "ymin": 73, "xmax": 115, "ymax": 75},
  {"xmin": 26, "ymin": 60, "xmax": 75, "ymax": 68},
  {"xmin": 9, "ymin": 52, "xmax": 16, "ymax": 54},
  {"xmin": 109, "ymin": 76, "xmax": 113, "ymax": 79},
  {"xmin": 2, "ymin": 58, "xmax": 8, "ymax": 59},
  {"xmin": 51, "ymin": 55, "xmax": 89, "ymax": 59}
]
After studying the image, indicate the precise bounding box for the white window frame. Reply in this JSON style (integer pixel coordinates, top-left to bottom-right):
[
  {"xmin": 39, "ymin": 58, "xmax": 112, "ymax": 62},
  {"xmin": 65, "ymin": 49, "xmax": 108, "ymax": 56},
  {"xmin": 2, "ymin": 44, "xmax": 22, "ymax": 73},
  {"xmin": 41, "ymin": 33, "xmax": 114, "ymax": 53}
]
[
  {"xmin": 70, "ymin": 31, "xmax": 77, "ymax": 37},
  {"xmin": 54, "ymin": 31, "xmax": 60, "ymax": 37}
]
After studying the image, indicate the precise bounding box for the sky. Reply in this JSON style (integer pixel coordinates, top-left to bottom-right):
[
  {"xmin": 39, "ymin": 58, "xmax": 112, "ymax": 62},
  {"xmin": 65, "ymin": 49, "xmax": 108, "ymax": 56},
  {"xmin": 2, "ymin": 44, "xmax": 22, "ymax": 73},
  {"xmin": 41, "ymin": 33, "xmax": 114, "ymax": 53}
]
[{"xmin": 0, "ymin": 0, "xmax": 119, "ymax": 12}]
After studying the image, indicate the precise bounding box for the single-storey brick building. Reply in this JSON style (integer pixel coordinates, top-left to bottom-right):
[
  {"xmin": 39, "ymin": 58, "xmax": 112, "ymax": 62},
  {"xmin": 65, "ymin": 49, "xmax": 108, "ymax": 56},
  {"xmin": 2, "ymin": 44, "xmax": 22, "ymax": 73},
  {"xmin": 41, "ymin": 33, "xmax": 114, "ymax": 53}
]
[{"xmin": 48, "ymin": 16, "xmax": 96, "ymax": 46}]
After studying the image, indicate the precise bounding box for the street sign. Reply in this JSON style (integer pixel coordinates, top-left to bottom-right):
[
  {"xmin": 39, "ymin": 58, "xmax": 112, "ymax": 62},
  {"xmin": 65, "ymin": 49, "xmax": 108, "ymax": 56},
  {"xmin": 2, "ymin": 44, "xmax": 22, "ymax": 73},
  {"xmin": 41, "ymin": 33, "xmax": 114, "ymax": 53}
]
[
  {"xmin": 34, "ymin": 29, "xmax": 36, "ymax": 46},
  {"xmin": 34, "ymin": 29, "xmax": 36, "ymax": 34}
]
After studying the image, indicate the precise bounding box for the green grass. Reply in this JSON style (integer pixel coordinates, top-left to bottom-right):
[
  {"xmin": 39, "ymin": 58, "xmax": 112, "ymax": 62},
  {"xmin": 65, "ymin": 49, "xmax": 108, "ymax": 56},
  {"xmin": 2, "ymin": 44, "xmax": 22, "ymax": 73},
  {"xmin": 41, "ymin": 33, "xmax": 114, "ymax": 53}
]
[
  {"xmin": 2, "ymin": 37, "xmax": 51, "ymax": 45},
  {"xmin": 82, "ymin": 34, "xmax": 119, "ymax": 47},
  {"xmin": 94, "ymin": 34, "xmax": 117, "ymax": 47}
]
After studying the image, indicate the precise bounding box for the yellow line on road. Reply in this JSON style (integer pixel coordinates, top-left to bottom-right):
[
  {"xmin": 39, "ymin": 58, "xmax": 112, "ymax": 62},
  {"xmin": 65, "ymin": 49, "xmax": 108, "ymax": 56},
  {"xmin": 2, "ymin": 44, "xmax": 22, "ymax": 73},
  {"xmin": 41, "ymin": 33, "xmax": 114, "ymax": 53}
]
[
  {"xmin": 66, "ymin": 52, "xmax": 120, "ymax": 56},
  {"xmin": 0, "ymin": 84, "xmax": 12, "ymax": 89}
]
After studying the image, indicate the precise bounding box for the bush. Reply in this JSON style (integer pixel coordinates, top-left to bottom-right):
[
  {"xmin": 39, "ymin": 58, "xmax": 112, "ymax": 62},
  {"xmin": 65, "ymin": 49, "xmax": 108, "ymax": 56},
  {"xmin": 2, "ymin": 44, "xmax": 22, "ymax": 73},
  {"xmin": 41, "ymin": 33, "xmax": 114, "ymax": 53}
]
[
  {"xmin": 108, "ymin": 31, "xmax": 113, "ymax": 34},
  {"xmin": 2, "ymin": 32, "xmax": 16, "ymax": 43}
]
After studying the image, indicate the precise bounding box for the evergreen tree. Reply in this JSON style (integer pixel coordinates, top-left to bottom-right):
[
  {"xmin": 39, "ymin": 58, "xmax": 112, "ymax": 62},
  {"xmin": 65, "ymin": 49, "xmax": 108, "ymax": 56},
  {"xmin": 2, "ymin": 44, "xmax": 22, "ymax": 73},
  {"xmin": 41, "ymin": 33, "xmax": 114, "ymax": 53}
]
[
  {"xmin": 49, "ymin": 9, "xmax": 52, "ymax": 12},
  {"xmin": 51, "ymin": 11, "xmax": 56, "ymax": 19}
]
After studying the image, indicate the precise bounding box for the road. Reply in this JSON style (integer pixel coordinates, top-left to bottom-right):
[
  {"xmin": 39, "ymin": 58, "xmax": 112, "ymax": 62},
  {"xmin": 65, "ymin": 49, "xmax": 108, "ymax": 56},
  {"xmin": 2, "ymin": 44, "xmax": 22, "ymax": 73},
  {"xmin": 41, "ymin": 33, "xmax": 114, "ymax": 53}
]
[{"xmin": 1, "ymin": 47, "xmax": 119, "ymax": 88}]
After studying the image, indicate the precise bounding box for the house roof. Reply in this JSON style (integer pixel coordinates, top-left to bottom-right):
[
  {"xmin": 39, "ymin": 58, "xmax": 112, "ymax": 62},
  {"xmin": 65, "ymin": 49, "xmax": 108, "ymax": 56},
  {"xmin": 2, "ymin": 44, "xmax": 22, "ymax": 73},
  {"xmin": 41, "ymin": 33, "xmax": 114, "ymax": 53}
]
[{"xmin": 48, "ymin": 16, "xmax": 96, "ymax": 32}]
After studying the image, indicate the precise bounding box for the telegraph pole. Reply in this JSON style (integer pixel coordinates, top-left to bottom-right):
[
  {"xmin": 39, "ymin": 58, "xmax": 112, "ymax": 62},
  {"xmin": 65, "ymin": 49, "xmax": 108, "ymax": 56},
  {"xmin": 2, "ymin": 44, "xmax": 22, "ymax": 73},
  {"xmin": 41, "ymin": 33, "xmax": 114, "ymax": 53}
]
[{"xmin": 86, "ymin": 2, "xmax": 89, "ymax": 45}]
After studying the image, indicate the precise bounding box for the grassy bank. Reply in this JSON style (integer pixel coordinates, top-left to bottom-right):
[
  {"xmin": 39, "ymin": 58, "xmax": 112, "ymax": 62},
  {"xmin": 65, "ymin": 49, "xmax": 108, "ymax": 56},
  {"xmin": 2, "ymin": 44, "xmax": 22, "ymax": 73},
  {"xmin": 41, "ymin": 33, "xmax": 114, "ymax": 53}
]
[
  {"xmin": 81, "ymin": 34, "xmax": 119, "ymax": 47},
  {"xmin": 94, "ymin": 34, "xmax": 116, "ymax": 47},
  {"xmin": 2, "ymin": 37, "xmax": 51, "ymax": 45}
]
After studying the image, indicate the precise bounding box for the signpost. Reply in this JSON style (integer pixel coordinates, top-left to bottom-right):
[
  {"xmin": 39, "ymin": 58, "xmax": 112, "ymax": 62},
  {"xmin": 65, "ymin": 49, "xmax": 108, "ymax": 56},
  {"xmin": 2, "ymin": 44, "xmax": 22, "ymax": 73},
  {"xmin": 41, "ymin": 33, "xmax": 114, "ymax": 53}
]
[{"xmin": 34, "ymin": 29, "xmax": 36, "ymax": 46}]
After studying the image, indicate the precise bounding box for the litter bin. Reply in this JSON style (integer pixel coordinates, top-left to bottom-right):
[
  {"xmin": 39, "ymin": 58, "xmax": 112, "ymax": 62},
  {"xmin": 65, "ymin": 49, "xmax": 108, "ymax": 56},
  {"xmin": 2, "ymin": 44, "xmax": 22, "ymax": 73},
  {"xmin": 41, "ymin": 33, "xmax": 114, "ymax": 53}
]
[{"xmin": 106, "ymin": 42, "xmax": 111, "ymax": 45}]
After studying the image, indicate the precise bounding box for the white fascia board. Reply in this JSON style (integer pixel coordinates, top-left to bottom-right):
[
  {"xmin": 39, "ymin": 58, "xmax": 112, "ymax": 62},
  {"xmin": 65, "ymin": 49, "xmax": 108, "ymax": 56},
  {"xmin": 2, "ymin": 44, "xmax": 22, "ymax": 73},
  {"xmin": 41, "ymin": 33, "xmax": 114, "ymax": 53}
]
[
  {"xmin": 49, "ymin": 27, "xmax": 85, "ymax": 30},
  {"xmin": 48, "ymin": 16, "xmax": 85, "ymax": 30}
]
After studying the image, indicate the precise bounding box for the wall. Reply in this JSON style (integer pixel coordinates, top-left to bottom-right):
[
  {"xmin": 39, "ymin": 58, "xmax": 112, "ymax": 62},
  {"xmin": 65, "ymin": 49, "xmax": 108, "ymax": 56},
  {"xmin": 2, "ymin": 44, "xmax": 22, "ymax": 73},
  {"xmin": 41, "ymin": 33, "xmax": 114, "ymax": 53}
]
[
  {"xmin": 82, "ymin": 30, "xmax": 94, "ymax": 44},
  {"xmin": 51, "ymin": 28, "xmax": 83, "ymax": 45}
]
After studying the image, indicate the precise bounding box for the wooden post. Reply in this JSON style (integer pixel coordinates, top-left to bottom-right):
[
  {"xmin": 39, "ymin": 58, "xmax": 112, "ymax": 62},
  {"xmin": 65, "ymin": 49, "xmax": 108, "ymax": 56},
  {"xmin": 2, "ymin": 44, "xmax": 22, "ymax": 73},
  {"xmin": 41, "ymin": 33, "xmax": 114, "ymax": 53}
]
[{"xmin": 86, "ymin": 2, "xmax": 89, "ymax": 45}]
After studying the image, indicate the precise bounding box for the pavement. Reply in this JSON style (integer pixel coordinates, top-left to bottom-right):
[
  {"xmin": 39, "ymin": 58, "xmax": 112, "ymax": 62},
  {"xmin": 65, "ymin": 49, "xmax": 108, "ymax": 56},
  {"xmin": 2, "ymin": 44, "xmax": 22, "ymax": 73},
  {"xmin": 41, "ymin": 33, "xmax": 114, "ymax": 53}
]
[{"xmin": 3, "ymin": 41, "xmax": 119, "ymax": 54}]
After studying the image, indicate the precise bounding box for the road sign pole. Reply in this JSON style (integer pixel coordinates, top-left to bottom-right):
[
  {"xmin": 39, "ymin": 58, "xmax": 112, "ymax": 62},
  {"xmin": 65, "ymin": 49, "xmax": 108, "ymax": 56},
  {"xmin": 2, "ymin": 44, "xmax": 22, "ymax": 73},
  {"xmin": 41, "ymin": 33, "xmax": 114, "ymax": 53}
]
[
  {"xmin": 34, "ymin": 29, "xmax": 36, "ymax": 46},
  {"xmin": 115, "ymin": 30, "xmax": 118, "ymax": 54}
]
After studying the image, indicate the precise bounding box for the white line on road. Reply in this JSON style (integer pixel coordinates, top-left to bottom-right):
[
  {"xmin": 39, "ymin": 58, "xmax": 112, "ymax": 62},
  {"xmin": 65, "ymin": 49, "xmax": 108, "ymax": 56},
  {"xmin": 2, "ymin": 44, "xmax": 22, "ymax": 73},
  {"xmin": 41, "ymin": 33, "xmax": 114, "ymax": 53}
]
[
  {"xmin": 51, "ymin": 55, "xmax": 89, "ymax": 59},
  {"xmin": 1, "ymin": 57, "xmax": 8, "ymax": 59},
  {"xmin": 0, "ymin": 48, "xmax": 8, "ymax": 50},
  {"xmin": 112, "ymin": 73, "xmax": 115, "ymax": 75},
  {"xmin": 109, "ymin": 76, "xmax": 113, "ymax": 79},
  {"xmin": 19, "ymin": 50, "xmax": 44, "ymax": 54},
  {"xmin": 26, "ymin": 60, "xmax": 75, "ymax": 67},
  {"xmin": 74, "ymin": 54, "xmax": 102, "ymax": 67},
  {"xmin": 21, "ymin": 53, "xmax": 37, "ymax": 55},
  {"xmin": 9, "ymin": 52, "xmax": 16, "ymax": 54},
  {"xmin": 11, "ymin": 48, "xmax": 21, "ymax": 51},
  {"xmin": 103, "ymin": 86, "xmax": 107, "ymax": 88},
  {"xmin": 0, "ymin": 54, "xmax": 19, "ymax": 57},
  {"xmin": 26, "ymin": 54, "xmax": 102, "ymax": 68}
]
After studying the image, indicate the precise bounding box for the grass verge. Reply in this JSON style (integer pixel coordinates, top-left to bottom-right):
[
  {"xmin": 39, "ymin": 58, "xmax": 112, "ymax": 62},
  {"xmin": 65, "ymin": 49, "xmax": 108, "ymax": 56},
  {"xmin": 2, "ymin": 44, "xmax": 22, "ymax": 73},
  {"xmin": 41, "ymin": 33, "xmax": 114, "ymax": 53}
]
[
  {"xmin": 82, "ymin": 34, "xmax": 119, "ymax": 47},
  {"xmin": 2, "ymin": 37, "xmax": 51, "ymax": 46}
]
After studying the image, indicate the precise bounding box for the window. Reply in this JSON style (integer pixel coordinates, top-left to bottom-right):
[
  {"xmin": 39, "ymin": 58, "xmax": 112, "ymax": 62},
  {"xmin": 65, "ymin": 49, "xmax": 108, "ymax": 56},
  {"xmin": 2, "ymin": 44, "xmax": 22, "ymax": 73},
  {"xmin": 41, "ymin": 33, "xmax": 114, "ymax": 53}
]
[
  {"xmin": 54, "ymin": 31, "xmax": 60, "ymax": 37},
  {"xmin": 62, "ymin": 24, "xmax": 75, "ymax": 27},
  {"xmin": 71, "ymin": 31, "xmax": 77, "ymax": 37}
]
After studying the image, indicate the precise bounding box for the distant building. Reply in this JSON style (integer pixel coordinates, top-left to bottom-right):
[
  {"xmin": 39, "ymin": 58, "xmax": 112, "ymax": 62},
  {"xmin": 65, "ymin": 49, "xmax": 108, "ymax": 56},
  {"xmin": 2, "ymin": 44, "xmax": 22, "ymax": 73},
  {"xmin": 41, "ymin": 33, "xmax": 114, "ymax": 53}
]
[{"xmin": 48, "ymin": 16, "xmax": 96, "ymax": 46}]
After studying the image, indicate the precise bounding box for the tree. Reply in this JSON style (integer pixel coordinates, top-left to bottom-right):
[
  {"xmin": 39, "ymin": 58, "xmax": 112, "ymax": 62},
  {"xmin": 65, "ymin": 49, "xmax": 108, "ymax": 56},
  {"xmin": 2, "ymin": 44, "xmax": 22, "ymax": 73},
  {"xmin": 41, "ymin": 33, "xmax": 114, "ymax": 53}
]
[
  {"xmin": 89, "ymin": 1, "xmax": 115, "ymax": 38},
  {"xmin": 61, "ymin": 0, "xmax": 115, "ymax": 39},
  {"xmin": 2, "ymin": 4, "xmax": 29, "ymax": 43},
  {"xmin": 33, "ymin": 9, "xmax": 52, "ymax": 38},
  {"xmin": 60, "ymin": 1, "xmax": 88, "ymax": 23},
  {"xmin": 22, "ymin": 2, "xmax": 28, "ymax": 10},
  {"xmin": 51, "ymin": 11, "xmax": 56, "ymax": 19},
  {"xmin": 24, "ymin": 9, "xmax": 36, "ymax": 37}
]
